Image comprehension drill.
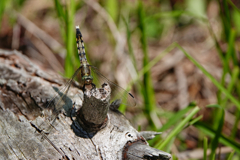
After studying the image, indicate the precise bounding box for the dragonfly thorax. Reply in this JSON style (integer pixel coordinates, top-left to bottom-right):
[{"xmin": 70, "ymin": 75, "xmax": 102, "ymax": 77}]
[{"xmin": 81, "ymin": 65, "xmax": 93, "ymax": 85}]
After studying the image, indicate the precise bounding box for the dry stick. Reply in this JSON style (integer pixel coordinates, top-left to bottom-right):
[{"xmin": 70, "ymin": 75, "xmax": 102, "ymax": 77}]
[
  {"xmin": 0, "ymin": 49, "xmax": 171, "ymax": 159},
  {"xmin": 151, "ymin": 50, "xmax": 185, "ymax": 80},
  {"xmin": 175, "ymin": 65, "xmax": 189, "ymax": 109},
  {"xmin": 12, "ymin": 24, "xmax": 21, "ymax": 49},
  {"xmin": 77, "ymin": 85, "xmax": 111, "ymax": 132},
  {"xmin": 17, "ymin": 14, "xmax": 66, "ymax": 59},
  {"xmin": 31, "ymin": 37, "xmax": 64, "ymax": 73},
  {"xmin": 225, "ymin": 110, "xmax": 240, "ymax": 130},
  {"xmin": 170, "ymin": 143, "xmax": 180, "ymax": 156}
]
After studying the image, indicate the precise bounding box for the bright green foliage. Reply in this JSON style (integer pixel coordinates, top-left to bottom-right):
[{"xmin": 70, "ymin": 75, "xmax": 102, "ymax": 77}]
[
  {"xmin": 203, "ymin": 137, "xmax": 208, "ymax": 160},
  {"xmin": 105, "ymin": 0, "xmax": 118, "ymax": 23},
  {"xmin": 0, "ymin": 0, "xmax": 26, "ymax": 28},
  {"xmin": 194, "ymin": 121, "xmax": 240, "ymax": 154},
  {"xmin": 155, "ymin": 106, "xmax": 200, "ymax": 150},
  {"xmin": 158, "ymin": 104, "xmax": 196, "ymax": 132},
  {"xmin": 0, "ymin": 0, "xmax": 7, "ymax": 26},
  {"xmin": 227, "ymin": 151, "xmax": 235, "ymax": 160},
  {"xmin": 218, "ymin": 0, "xmax": 231, "ymax": 41},
  {"xmin": 232, "ymin": 4, "xmax": 240, "ymax": 35},
  {"xmin": 137, "ymin": 0, "xmax": 157, "ymax": 129},
  {"xmin": 54, "ymin": 0, "xmax": 78, "ymax": 78},
  {"xmin": 186, "ymin": 0, "xmax": 206, "ymax": 18},
  {"xmin": 208, "ymin": 105, "xmax": 225, "ymax": 159}
]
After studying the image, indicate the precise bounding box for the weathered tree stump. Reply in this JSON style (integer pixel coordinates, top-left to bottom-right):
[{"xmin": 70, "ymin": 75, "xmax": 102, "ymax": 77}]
[{"xmin": 0, "ymin": 49, "xmax": 171, "ymax": 160}]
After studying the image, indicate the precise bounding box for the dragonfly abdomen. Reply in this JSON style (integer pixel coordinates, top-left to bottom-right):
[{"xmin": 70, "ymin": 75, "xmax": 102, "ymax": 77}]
[{"xmin": 76, "ymin": 25, "xmax": 87, "ymax": 64}]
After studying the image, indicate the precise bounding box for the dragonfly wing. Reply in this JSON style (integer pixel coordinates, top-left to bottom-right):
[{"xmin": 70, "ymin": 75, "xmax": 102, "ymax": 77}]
[
  {"xmin": 42, "ymin": 66, "xmax": 83, "ymax": 132},
  {"xmin": 90, "ymin": 65, "xmax": 136, "ymax": 107}
]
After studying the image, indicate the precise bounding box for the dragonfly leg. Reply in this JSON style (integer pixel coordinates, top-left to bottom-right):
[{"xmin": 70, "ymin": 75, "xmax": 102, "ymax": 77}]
[
  {"xmin": 110, "ymin": 99, "xmax": 122, "ymax": 111},
  {"xmin": 70, "ymin": 102, "xmax": 77, "ymax": 121},
  {"xmin": 83, "ymin": 83, "xmax": 96, "ymax": 92},
  {"xmin": 91, "ymin": 83, "xmax": 96, "ymax": 90}
]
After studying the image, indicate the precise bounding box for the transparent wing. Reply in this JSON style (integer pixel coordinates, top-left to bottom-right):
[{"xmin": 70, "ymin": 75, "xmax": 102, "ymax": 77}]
[
  {"xmin": 42, "ymin": 66, "xmax": 83, "ymax": 132},
  {"xmin": 90, "ymin": 65, "xmax": 136, "ymax": 107}
]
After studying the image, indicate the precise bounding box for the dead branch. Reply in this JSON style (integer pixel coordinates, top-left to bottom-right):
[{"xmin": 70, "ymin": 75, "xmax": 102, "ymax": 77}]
[{"xmin": 0, "ymin": 49, "xmax": 171, "ymax": 160}]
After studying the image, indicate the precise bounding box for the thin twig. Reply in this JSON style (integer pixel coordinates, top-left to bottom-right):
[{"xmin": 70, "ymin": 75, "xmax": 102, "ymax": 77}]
[
  {"xmin": 11, "ymin": 24, "xmax": 21, "ymax": 49},
  {"xmin": 17, "ymin": 13, "xmax": 66, "ymax": 58},
  {"xmin": 31, "ymin": 37, "xmax": 64, "ymax": 73},
  {"xmin": 175, "ymin": 65, "xmax": 189, "ymax": 109}
]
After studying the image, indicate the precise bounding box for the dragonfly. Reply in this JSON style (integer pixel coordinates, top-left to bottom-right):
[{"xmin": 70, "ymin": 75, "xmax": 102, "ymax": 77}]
[{"xmin": 41, "ymin": 26, "xmax": 136, "ymax": 133}]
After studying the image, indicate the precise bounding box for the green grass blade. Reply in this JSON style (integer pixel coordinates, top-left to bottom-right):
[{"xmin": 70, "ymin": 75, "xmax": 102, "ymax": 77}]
[
  {"xmin": 171, "ymin": 155, "xmax": 178, "ymax": 160},
  {"xmin": 227, "ymin": 29, "xmax": 237, "ymax": 68},
  {"xmin": 203, "ymin": 137, "xmax": 208, "ymax": 160},
  {"xmin": 218, "ymin": 0, "xmax": 231, "ymax": 41},
  {"xmin": 231, "ymin": 33, "xmax": 238, "ymax": 67},
  {"xmin": 54, "ymin": 0, "xmax": 66, "ymax": 21},
  {"xmin": 210, "ymin": 107, "xmax": 225, "ymax": 159},
  {"xmin": 233, "ymin": 9, "xmax": 240, "ymax": 35},
  {"xmin": 227, "ymin": 151, "xmax": 235, "ymax": 160},
  {"xmin": 155, "ymin": 106, "xmax": 200, "ymax": 150},
  {"xmin": 54, "ymin": 0, "xmax": 77, "ymax": 77},
  {"xmin": 158, "ymin": 104, "xmax": 195, "ymax": 132},
  {"xmin": 137, "ymin": 43, "xmax": 176, "ymax": 81},
  {"xmin": 194, "ymin": 121, "xmax": 240, "ymax": 154},
  {"xmin": 105, "ymin": 0, "xmax": 118, "ymax": 22},
  {"xmin": 207, "ymin": 104, "xmax": 224, "ymax": 109},
  {"xmin": 147, "ymin": 10, "xmax": 185, "ymax": 20},
  {"xmin": 228, "ymin": 0, "xmax": 240, "ymax": 14},
  {"xmin": 180, "ymin": 10, "xmax": 226, "ymax": 67},
  {"xmin": 126, "ymin": 42, "xmax": 176, "ymax": 93},
  {"xmin": 230, "ymin": 0, "xmax": 240, "ymax": 35},
  {"xmin": 119, "ymin": 41, "xmax": 176, "ymax": 113},
  {"xmin": 219, "ymin": 29, "xmax": 236, "ymax": 78},
  {"xmin": 186, "ymin": 0, "xmax": 206, "ymax": 18},
  {"xmin": 137, "ymin": 0, "xmax": 157, "ymax": 128},
  {"xmin": 0, "ymin": 0, "xmax": 7, "ymax": 27},
  {"xmin": 221, "ymin": 67, "xmax": 239, "ymax": 107},
  {"xmin": 189, "ymin": 115, "xmax": 203, "ymax": 125}
]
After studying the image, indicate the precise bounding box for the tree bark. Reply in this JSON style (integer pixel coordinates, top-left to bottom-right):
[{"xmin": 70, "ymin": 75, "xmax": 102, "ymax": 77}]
[{"xmin": 0, "ymin": 49, "xmax": 171, "ymax": 160}]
